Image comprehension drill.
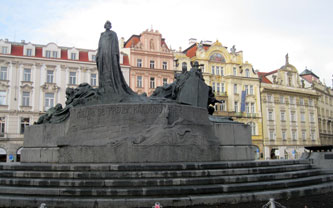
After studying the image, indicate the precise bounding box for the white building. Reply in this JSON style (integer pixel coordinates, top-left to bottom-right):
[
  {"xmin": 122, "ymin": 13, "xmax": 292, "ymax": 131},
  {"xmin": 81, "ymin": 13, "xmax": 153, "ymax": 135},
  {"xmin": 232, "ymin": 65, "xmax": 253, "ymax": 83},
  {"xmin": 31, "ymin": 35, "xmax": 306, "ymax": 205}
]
[{"xmin": 0, "ymin": 39, "xmax": 130, "ymax": 162}]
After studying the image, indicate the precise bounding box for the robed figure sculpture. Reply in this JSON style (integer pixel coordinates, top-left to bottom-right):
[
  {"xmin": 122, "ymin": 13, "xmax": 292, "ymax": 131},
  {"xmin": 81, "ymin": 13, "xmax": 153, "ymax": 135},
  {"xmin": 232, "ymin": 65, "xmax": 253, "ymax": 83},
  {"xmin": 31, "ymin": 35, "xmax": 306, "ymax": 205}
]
[{"xmin": 96, "ymin": 20, "xmax": 134, "ymax": 98}]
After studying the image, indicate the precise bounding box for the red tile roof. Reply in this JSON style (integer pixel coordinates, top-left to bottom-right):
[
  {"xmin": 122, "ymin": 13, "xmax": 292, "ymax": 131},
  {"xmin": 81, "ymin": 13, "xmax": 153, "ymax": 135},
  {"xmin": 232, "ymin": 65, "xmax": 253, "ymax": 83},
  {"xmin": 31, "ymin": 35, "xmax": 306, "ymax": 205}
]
[
  {"xmin": 123, "ymin": 55, "xmax": 130, "ymax": 66},
  {"xmin": 79, "ymin": 51, "xmax": 89, "ymax": 62},
  {"xmin": 61, "ymin": 50, "xmax": 68, "ymax": 60},
  {"xmin": 11, "ymin": 45, "xmax": 23, "ymax": 56},
  {"xmin": 35, "ymin": 47, "xmax": 43, "ymax": 57},
  {"xmin": 124, "ymin": 35, "xmax": 140, "ymax": 48},
  {"xmin": 183, "ymin": 43, "xmax": 210, "ymax": 58}
]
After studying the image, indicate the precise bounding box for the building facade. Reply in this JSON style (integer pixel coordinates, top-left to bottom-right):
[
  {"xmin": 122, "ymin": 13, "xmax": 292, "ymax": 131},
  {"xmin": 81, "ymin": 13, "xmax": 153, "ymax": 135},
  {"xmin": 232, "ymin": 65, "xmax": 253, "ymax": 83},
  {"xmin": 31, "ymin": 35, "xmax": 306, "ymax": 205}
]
[
  {"xmin": 0, "ymin": 39, "xmax": 130, "ymax": 162},
  {"xmin": 174, "ymin": 40, "xmax": 263, "ymax": 159},
  {"xmin": 123, "ymin": 29, "xmax": 174, "ymax": 96},
  {"xmin": 300, "ymin": 69, "xmax": 333, "ymax": 145},
  {"xmin": 259, "ymin": 56, "xmax": 320, "ymax": 160}
]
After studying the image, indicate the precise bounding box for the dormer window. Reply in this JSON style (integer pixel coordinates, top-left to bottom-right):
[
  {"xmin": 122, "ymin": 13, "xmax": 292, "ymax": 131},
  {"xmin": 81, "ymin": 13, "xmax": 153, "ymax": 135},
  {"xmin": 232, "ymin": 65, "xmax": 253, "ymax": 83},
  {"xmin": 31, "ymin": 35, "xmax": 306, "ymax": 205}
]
[
  {"xmin": 45, "ymin": 50, "xmax": 51, "ymax": 58},
  {"xmin": 245, "ymin": 69, "xmax": 250, "ymax": 77},
  {"xmin": 26, "ymin": 49, "xmax": 32, "ymax": 56},
  {"xmin": 52, "ymin": 51, "xmax": 58, "ymax": 58},
  {"xmin": 1, "ymin": 47, "xmax": 8, "ymax": 54},
  {"xmin": 71, "ymin": 53, "xmax": 76, "ymax": 60}
]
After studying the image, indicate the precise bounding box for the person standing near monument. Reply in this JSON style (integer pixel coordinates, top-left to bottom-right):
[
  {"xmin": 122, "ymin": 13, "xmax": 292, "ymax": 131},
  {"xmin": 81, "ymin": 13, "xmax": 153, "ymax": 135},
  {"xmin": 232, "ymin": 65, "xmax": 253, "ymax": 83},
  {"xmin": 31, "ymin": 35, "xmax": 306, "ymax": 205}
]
[{"xmin": 96, "ymin": 20, "xmax": 134, "ymax": 97}]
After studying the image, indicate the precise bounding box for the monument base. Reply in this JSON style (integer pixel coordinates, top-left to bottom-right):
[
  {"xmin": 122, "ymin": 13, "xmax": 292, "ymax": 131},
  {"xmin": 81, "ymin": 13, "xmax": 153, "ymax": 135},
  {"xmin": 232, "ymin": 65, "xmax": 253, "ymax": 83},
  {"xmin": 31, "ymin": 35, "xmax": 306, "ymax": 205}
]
[{"xmin": 22, "ymin": 103, "xmax": 255, "ymax": 163}]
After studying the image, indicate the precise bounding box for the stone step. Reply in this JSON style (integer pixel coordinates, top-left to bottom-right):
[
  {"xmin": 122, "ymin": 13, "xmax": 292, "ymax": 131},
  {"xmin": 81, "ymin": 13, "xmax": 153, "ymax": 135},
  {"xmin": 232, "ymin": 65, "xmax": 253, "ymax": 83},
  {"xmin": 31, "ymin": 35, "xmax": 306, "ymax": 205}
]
[
  {"xmin": 0, "ymin": 164, "xmax": 313, "ymax": 179},
  {"xmin": 0, "ymin": 169, "xmax": 322, "ymax": 188},
  {"xmin": 0, "ymin": 175, "xmax": 332, "ymax": 197},
  {"xmin": 1, "ymin": 181, "xmax": 333, "ymax": 208},
  {"xmin": 0, "ymin": 159, "xmax": 309, "ymax": 171}
]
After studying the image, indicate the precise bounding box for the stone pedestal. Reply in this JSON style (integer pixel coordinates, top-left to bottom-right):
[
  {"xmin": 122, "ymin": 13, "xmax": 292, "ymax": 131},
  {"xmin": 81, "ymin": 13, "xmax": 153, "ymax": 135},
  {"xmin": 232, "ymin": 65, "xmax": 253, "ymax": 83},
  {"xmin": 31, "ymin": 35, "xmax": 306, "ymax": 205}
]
[{"xmin": 22, "ymin": 103, "xmax": 255, "ymax": 163}]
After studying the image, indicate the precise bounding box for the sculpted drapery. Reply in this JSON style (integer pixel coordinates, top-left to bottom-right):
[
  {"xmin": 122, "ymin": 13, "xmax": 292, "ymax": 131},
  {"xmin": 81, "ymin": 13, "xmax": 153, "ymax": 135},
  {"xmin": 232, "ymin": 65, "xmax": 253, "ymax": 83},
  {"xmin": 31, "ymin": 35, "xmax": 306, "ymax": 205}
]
[{"xmin": 96, "ymin": 20, "xmax": 134, "ymax": 96}]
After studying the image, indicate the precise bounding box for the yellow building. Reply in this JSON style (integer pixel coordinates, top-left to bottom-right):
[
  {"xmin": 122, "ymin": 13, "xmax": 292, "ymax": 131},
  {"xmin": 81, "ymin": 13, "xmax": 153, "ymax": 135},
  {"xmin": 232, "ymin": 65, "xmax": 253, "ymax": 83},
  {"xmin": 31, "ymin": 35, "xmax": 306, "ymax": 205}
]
[
  {"xmin": 174, "ymin": 40, "xmax": 263, "ymax": 159},
  {"xmin": 300, "ymin": 69, "xmax": 333, "ymax": 145},
  {"xmin": 259, "ymin": 55, "xmax": 320, "ymax": 160}
]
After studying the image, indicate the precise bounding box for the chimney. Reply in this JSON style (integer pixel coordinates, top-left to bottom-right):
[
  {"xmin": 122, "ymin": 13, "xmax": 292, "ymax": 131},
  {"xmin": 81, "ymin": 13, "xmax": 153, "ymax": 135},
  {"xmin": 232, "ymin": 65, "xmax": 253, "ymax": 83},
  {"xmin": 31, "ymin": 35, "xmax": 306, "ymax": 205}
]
[
  {"xmin": 5, "ymin": 39, "xmax": 8, "ymax": 42},
  {"xmin": 21, "ymin": 40, "xmax": 25, "ymax": 44},
  {"xmin": 189, "ymin": 38, "xmax": 197, "ymax": 45}
]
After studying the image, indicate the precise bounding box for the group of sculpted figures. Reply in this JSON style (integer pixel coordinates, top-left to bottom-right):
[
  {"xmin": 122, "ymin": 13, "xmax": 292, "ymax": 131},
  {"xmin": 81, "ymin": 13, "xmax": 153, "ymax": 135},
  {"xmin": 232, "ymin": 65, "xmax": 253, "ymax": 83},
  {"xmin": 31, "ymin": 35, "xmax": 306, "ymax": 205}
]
[{"xmin": 36, "ymin": 21, "xmax": 221, "ymax": 124}]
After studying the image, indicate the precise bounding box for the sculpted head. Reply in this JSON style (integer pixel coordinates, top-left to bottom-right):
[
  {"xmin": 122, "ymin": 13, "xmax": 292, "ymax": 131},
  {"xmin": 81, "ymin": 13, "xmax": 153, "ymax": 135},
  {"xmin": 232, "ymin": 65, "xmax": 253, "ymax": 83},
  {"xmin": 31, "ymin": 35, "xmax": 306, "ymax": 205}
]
[{"xmin": 104, "ymin": 20, "xmax": 112, "ymax": 30}]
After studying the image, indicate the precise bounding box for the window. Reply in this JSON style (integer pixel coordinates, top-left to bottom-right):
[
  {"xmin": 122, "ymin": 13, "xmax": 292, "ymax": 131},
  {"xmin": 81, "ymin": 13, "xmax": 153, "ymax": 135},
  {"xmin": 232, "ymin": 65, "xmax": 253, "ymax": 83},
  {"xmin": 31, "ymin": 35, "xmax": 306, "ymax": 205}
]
[
  {"xmin": 216, "ymin": 66, "xmax": 220, "ymax": 75},
  {"xmin": 216, "ymin": 83, "xmax": 220, "ymax": 93},
  {"xmin": 211, "ymin": 66, "xmax": 215, "ymax": 75},
  {"xmin": 90, "ymin": 74, "xmax": 97, "ymax": 86},
  {"xmin": 268, "ymin": 110, "xmax": 274, "ymax": 121},
  {"xmin": 245, "ymin": 69, "xmax": 250, "ymax": 77},
  {"xmin": 45, "ymin": 93, "xmax": 54, "ymax": 111},
  {"xmin": 269, "ymin": 129, "xmax": 275, "ymax": 140},
  {"xmin": 251, "ymin": 103, "xmax": 255, "ymax": 113},
  {"xmin": 71, "ymin": 53, "xmax": 76, "ymax": 60},
  {"xmin": 45, "ymin": 50, "xmax": 51, "ymax": 58},
  {"xmin": 234, "ymin": 102, "xmax": 238, "ymax": 112},
  {"xmin": 291, "ymin": 111, "xmax": 296, "ymax": 122},
  {"xmin": 137, "ymin": 76, "xmax": 142, "ymax": 88},
  {"xmin": 221, "ymin": 67, "xmax": 224, "ymax": 76},
  {"xmin": 1, "ymin": 46, "xmax": 8, "ymax": 54},
  {"xmin": 301, "ymin": 112, "xmax": 305, "ymax": 122},
  {"xmin": 212, "ymin": 82, "xmax": 215, "ymax": 92},
  {"xmin": 150, "ymin": 60, "xmax": 155, "ymax": 69},
  {"xmin": 182, "ymin": 62, "xmax": 187, "ymax": 71},
  {"xmin": 20, "ymin": 118, "xmax": 30, "ymax": 134},
  {"xmin": 163, "ymin": 78, "xmax": 167, "ymax": 85},
  {"xmin": 282, "ymin": 130, "xmax": 286, "ymax": 141},
  {"xmin": 292, "ymin": 130, "xmax": 297, "ymax": 141},
  {"xmin": 26, "ymin": 49, "xmax": 32, "ymax": 56},
  {"xmin": 0, "ymin": 117, "xmax": 5, "ymax": 137},
  {"xmin": 280, "ymin": 96, "xmax": 284, "ymax": 104},
  {"xmin": 302, "ymin": 130, "xmax": 306, "ymax": 141},
  {"xmin": 310, "ymin": 113, "xmax": 314, "ymax": 122},
  {"xmin": 47, "ymin": 70, "xmax": 54, "ymax": 83},
  {"xmin": 300, "ymin": 98, "xmax": 304, "ymax": 105},
  {"xmin": 150, "ymin": 77, "xmax": 155, "ymax": 88},
  {"xmin": 69, "ymin": 72, "xmax": 76, "ymax": 85},
  {"xmin": 267, "ymin": 94, "xmax": 272, "ymax": 102},
  {"xmin": 281, "ymin": 111, "xmax": 285, "ymax": 121},
  {"xmin": 245, "ymin": 102, "xmax": 249, "ymax": 113},
  {"xmin": 92, "ymin": 55, "xmax": 96, "ymax": 62},
  {"xmin": 249, "ymin": 122, "xmax": 256, "ymax": 135},
  {"xmin": 23, "ymin": 68, "xmax": 31, "ymax": 82},
  {"xmin": 234, "ymin": 84, "xmax": 237, "ymax": 94},
  {"xmin": 221, "ymin": 83, "xmax": 225, "ymax": 93},
  {"xmin": 233, "ymin": 67, "xmax": 237, "ymax": 76},
  {"xmin": 162, "ymin": 62, "xmax": 167, "ymax": 70},
  {"xmin": 22, "ymin": 92, "xmax": 30, "ymax": 106},
  {"xmin": 137, "ymin": 59, "xmax": 142, "ymax": 67},
  {"xmin": 0, "ymin": 91, "xmax": 6, "ymax": 105},
  {"xmin": 290, "ymin": 96, "xmax": 295, "ymax": 105},
  {"xmin": 245, "ymin": 85, "xmax": 248, "ymax": 95},
  {"xmin": 0, "ymin": 67, "xmax": 7, "ymax": 80},
  {"xmin": 52, "ymin": 51, "xmax": 58, "ymax": 58},
  {"xmin": 200, "ymin": 64, "xmax": 204, "ymax": 72},
  {"xmin": 311, "ymin": 130, "xmax": 315, "ymax": 141},
  {"xmin": 249, "ymin": 85, "xmax": 253, "ymax": 95},
  {"xmin": 220, "ymin": 102, "xmax": 226, "ymax": 111}
]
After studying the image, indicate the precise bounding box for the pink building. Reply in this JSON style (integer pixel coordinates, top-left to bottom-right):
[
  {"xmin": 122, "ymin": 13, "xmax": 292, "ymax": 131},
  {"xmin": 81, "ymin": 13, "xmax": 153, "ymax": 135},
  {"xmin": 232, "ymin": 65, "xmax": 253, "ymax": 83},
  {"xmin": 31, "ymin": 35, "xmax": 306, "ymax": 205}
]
[{"xmin": 124, "ymin": 29, "xmax": 174, "ymax": 96}]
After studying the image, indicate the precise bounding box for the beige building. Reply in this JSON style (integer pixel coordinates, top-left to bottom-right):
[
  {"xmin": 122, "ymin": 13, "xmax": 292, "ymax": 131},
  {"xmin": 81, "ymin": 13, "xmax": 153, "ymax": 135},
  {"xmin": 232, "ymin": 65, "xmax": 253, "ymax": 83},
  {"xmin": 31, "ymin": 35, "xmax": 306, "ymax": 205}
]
[
  {"xmin": 123, "ymin": 29, "xmax": 174, "ymax": 96},
  {"xmin": 174, "ymin": 40, "xmax": 263, "ymax": 159},
  {"xmin": 0, "ymin": 39, "xmax": 130, "ymax": 162},
  {"xmin": 259, "ymin": 56, "xmax": 320, "ymax": 160},
  {"xmin": 300, "ymin": 69, "xmax": 333, "ymax": 145}
]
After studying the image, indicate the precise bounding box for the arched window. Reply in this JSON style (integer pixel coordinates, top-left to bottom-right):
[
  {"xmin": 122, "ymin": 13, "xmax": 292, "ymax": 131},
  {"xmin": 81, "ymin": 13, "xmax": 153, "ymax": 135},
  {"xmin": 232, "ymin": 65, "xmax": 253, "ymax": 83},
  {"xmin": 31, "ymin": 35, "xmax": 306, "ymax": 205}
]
[
  {"xmin": 248, "ymin": 122, "xmax": 256, "ymax": 135},
  {"xmin": 16, "ymin": 147, "xmax": 23, "ymax": 162},
  {"xmin": 182, "ymin": 62, "xmax": 187, "ymax": 72},
  {"xmin": 0, "ymin": 147, "xmax": 6, "ymax": 162},
  {"xmin": 245, "ymin": 69, "xmax": 250, "ymax": 77}
]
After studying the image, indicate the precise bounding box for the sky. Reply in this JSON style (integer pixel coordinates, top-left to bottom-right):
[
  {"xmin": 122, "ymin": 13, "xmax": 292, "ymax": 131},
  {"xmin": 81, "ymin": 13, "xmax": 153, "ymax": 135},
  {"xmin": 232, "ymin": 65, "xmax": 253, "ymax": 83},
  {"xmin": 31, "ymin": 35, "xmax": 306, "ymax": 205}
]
[{"xmin": 0, "ymin": 0, "xmax": 332, "ymax": 86}]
